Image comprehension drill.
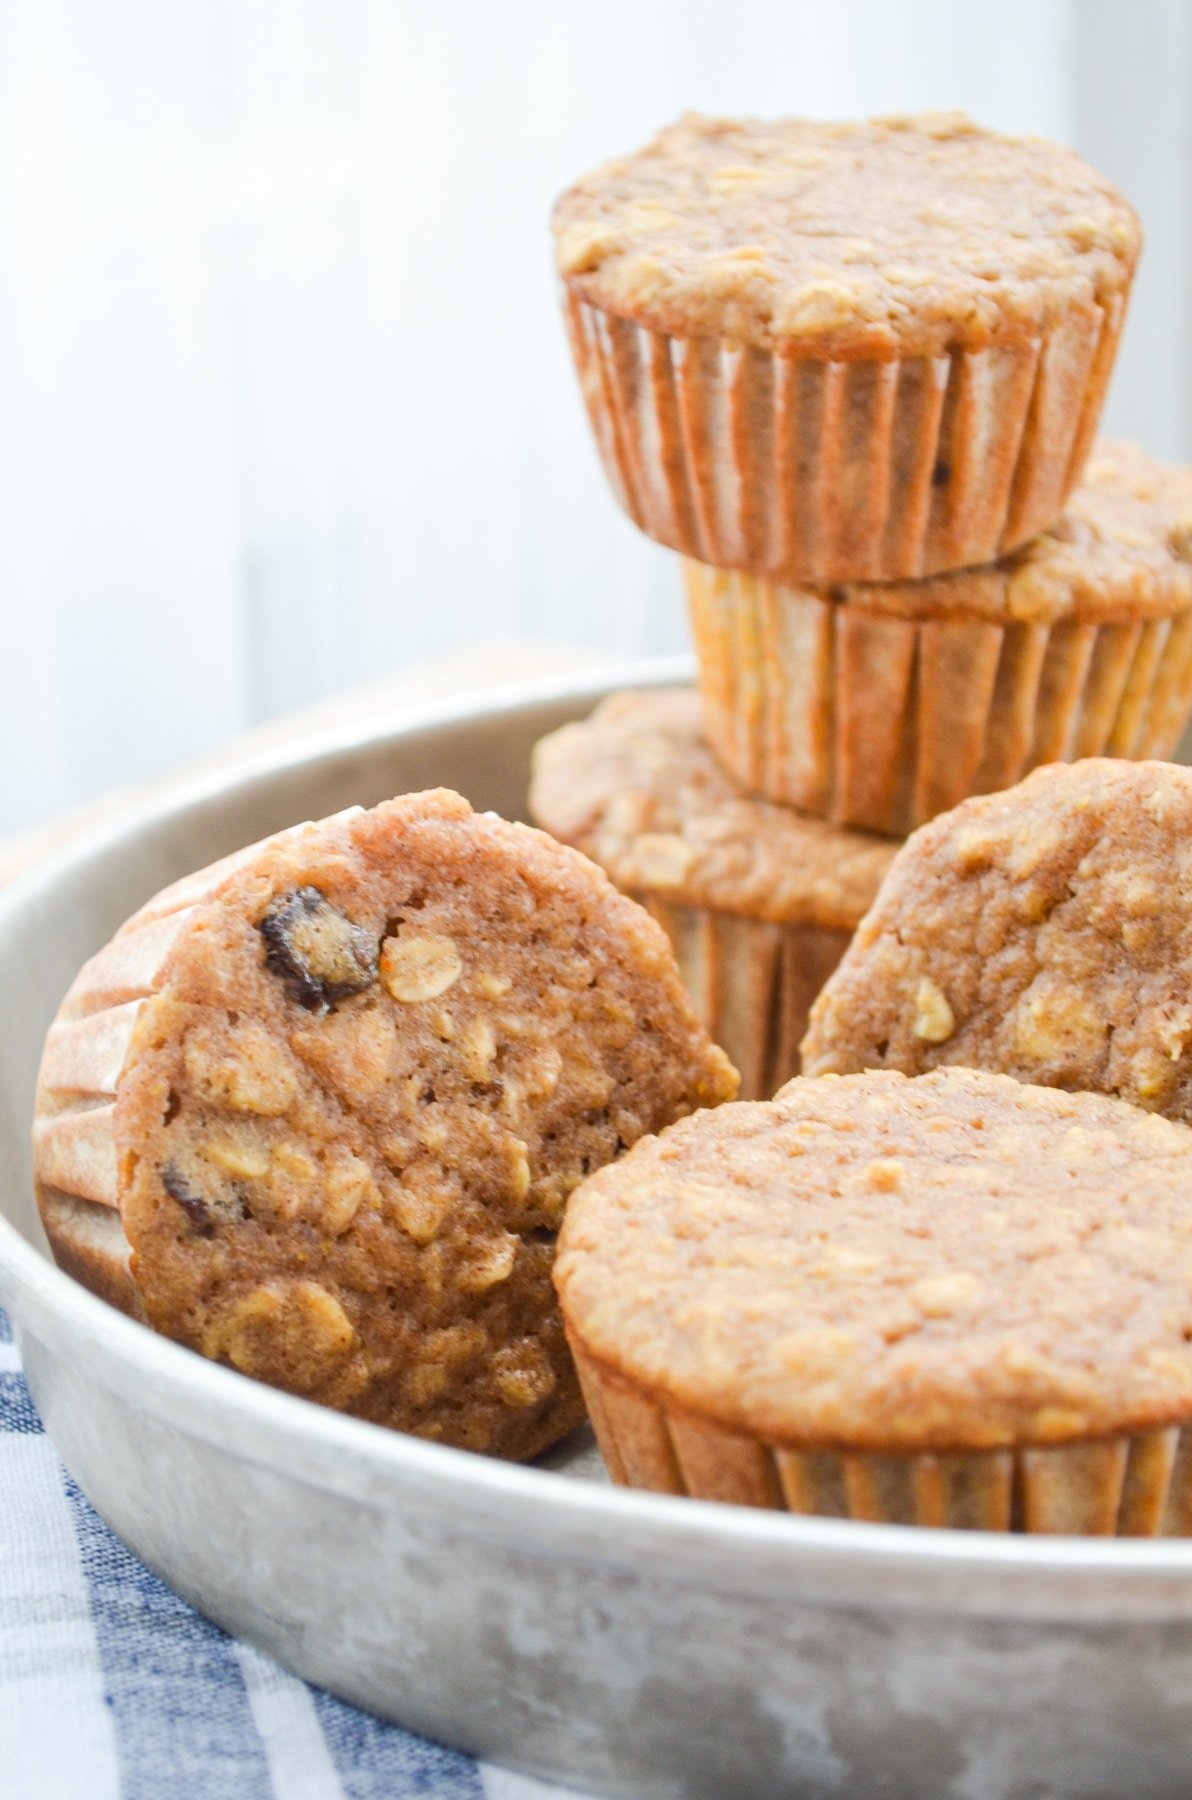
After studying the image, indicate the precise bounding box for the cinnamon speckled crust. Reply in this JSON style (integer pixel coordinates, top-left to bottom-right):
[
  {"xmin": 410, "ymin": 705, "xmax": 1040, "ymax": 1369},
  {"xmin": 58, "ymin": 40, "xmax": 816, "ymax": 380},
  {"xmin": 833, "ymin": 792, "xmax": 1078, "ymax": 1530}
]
[
  {"xmin": 34, "ymin": 790, "xmax": 737, "ymax": 1462},
  {"xmin": 529, "ymin": 690, "xmax": 896, "ymax": 929},
  {"xmin": 556, "ymin": 1068, "xmax": 1192, "ymax": 1453},
  {"xmin": 554, "ymin": 113, "xmax": 1139, "ymax": 359},
  {"xmin": 802, "ymin": 759, "xmax": 1192, "ymax": 1122}
]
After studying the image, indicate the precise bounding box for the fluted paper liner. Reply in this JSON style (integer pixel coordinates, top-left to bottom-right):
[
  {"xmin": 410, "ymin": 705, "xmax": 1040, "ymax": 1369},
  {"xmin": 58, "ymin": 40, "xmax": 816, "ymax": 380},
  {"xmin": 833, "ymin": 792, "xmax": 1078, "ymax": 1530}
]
[
  {"xmin": 571, "ymin": 1344, "xmax": 1192, "ymax": 1536},
  {"xmin": 686, "ymin": 562, "xmax": 1192, "ymax": 836},
  {"xmin": 630, "ymin": 895, "xmax": 851, "ymax": 1101},
  {"xmin": 32, "ymin": 813, "xmax": 359, "ymax": 1315},
  {"xmin": 563, "ymin": 289, "xmax": 1126, "ymax": 586}
]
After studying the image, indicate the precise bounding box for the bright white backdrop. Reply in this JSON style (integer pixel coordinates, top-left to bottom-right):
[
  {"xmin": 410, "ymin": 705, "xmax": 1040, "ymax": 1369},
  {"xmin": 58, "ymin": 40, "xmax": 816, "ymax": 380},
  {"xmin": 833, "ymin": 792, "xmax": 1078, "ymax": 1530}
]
[{"xmin": 1, "ymin": 0, "xmax": 1188, "ymax": 834}]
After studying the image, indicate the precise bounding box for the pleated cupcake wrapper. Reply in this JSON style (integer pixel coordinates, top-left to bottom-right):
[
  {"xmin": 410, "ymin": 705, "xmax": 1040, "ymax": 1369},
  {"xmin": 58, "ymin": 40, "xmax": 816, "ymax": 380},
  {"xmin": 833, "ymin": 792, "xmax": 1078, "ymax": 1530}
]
[
  {"xmin": 562, "ymin": 288, "xmax": 1126, "ymax": 586},
  {"xmin": 32, "ymin": 812, "xmax": 359, "ymax": 1314},
  {"xmin": 629, "ymin": 893, "xmax": 853, "ymax": 1101},
  {"xmin": 686, "ymin": 561, "xmax": 1192, "ymax": 837},
  {"xmin": 572, "ymin": 1346, "xmax": 1192, "ymax": 1537}
]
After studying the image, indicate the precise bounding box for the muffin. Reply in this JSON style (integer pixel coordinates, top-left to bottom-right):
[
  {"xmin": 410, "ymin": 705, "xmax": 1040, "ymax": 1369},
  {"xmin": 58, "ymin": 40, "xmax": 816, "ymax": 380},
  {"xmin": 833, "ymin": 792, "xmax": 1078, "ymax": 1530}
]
[
  {"xmin": 802, "ymin": 758, "xmax": 1192, "ymax": 1122},
  {"xmin": 686, "ymin": 440, "xmax": 1192, "ymax": 835},
  {"xmin": 554, "ymin": 112, "xmax": 1139, "ymax": 586},
  {"xmin": 530, "ymin": 689, "xmax": 896, "ymax": 1098},
  {"xmin": 33, "ymin": 790, "xmax": 736, "ymax": 1461},
  {"xmin": 556, "ymin": 1067, "xmax": 1192, "ymax": 1533}
]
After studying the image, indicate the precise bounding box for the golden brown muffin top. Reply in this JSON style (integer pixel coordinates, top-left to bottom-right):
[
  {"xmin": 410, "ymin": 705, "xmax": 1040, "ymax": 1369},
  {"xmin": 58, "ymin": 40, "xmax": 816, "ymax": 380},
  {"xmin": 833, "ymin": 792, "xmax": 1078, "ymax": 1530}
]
[
  {"xmin": 530, "ymin": 689, "xmax": 897, "ymax": 928},
  {"xmin": 802, "ymin": 759, "xmax": 1192, "ymax": 1123},
  {"xmin": 812, "ymin": 440, "xmax": 1192, "ymax": 624},
  {"xmin": 556, "ymin": 1067, "xmax": 1192, "ymax": 1452},
  {"xmin": 553, "ymin": 112, "xmax": 1140, "ymax": 358}
]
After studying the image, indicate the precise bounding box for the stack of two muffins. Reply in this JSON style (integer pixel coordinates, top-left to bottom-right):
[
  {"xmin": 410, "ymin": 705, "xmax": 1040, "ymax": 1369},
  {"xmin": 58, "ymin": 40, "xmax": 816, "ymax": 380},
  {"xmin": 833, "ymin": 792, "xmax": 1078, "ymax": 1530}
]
[{"xmin": 535, "ymin": 113, "xmax": 1192, "ymax": 1101}]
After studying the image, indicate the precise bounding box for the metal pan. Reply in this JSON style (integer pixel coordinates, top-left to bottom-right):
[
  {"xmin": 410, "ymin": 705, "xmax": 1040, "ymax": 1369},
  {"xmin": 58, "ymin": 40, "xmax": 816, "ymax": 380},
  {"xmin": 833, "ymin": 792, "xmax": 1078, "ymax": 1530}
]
[{"xmin": 2, "ymin": 661, "xmax": 1191, "ymax": 1800}]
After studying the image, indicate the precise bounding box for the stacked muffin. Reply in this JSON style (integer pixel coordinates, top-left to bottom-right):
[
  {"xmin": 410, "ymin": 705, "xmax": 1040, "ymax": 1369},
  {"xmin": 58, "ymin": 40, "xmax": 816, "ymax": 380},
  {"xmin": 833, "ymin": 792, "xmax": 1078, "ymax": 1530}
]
[{"xmin": 536, "ymin": 111, "xmax": 1192, "ymax": 1098}]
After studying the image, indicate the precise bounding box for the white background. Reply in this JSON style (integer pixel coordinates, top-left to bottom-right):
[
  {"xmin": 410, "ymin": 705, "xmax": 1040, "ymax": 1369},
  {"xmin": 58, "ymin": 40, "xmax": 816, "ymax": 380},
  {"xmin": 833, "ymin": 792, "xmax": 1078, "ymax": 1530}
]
[{"xmin": 0, "ymin": 0, "xmax": 1188, "ymax": 835}]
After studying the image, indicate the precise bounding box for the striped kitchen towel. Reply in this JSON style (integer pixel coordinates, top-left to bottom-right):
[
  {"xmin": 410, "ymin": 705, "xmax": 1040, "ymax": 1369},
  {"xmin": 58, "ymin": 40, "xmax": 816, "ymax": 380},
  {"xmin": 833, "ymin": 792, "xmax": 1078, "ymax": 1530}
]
[{"xmin": 0, "ymin": 1306, "xmax": 591, "ymax": 1800}]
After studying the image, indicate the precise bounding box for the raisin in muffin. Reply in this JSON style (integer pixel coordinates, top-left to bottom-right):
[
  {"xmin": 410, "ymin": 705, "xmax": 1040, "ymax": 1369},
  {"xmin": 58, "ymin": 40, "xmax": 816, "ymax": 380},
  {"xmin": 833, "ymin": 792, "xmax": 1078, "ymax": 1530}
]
[
  {"xmin": 685, "ymin": 440, "xmax": 1192, "ymax": 834},
  {"xmin": 554, "ymin": 112, "xmax": 1139, "ymax": 585},
  {"xmin": 530, "ymin": 689, "xmax": 896, "ymax": 1097},
  {"xmin": 34, "ymin": 791, "xmax": 736, "ymax": 1461},
  {"xmin": 802, "ymin": 758, "xmax": 1192, "ymax": 1121},
  {"xmin": 557, "ymin": 1067, "xmax": 1192, "ymax": 1533}
]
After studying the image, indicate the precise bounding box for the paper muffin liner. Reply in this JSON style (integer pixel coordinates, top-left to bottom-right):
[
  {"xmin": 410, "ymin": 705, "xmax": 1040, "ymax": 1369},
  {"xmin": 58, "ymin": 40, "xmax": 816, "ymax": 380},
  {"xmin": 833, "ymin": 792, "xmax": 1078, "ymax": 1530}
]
[
  {"xmin": 686, "ymin": 561, "xmax": 1192, "ymax": 836},
  {"xmin": 32, "ymin": 815, "xmax": 358, "ymax": 1312},
  {"xmin": 562, "ymin": 288, "xmax": 1126, "ymax": 586},
  {"xmin": 572, "ymin": 1345, "xmax": 1192, "ymax": 1536},
  {"xmin": 629, "ymin": 893, "xmax": 852, "ymax": 1101}
]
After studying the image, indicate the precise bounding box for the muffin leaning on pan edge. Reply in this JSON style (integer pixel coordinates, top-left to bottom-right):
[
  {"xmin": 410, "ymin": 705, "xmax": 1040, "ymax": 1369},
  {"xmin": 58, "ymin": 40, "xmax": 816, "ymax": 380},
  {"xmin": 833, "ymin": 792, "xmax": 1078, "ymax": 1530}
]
[{"xmin": 33, "ymin": 790, "xmax": 736, "ymax": 1461}]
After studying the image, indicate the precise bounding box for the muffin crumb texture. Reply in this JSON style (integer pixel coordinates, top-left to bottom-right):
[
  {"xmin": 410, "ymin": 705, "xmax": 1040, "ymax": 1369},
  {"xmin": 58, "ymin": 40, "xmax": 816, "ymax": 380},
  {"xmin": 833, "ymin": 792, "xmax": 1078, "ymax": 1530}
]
[
  {"xmin": 802, "ymin": 759, "xmax": 1192, "ymax": 1125},
  {"xmin": 35, "ymin": 790, "xmax": 736, "ymax": 1461},
  {"xmin": 554, "ymin": 112, "xmax": 1140, "ymax": 356},
  {"xmin": 556, "ymin": 1068, "xmax": 1192, "ymax": 1454}
]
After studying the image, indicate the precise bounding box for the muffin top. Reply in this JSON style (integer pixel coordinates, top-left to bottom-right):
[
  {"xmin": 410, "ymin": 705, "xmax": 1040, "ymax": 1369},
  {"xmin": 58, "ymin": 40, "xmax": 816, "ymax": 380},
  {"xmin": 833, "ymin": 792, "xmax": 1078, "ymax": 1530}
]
[
  {"xmin": 816, "ymin": 440, "xmax": 1192, "ymax": 624},
  {"xmin": 802, "ymin": 760, "xmax": 1192, "ymax": 1123},
  {"xmin": 553, "ymin": 112, "xmax": 1140, "ymax": 357},
  {"xmin": 556, "ymin": 1067, "xmax": 1192, "ymax": 1452},
  {"xmin": 530, "ymin": 689, "xmax": 897, "ymax": 928}
]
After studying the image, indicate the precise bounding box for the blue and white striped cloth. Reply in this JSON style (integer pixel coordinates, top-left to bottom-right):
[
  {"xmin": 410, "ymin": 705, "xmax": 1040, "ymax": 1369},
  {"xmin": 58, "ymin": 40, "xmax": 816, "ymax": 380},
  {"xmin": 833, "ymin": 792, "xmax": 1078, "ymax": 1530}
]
[{"xmin": 0, "ymin": 1306, "xmax": 588, "ymax": 1800}]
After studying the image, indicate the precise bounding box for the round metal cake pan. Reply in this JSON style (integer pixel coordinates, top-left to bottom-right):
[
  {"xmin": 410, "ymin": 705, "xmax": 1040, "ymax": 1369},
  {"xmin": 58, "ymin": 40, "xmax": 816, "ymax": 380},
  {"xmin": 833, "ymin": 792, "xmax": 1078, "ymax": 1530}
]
[{"xmin": 3, "ymin": 660, "xmax": 1192, "ymax": 1800}]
